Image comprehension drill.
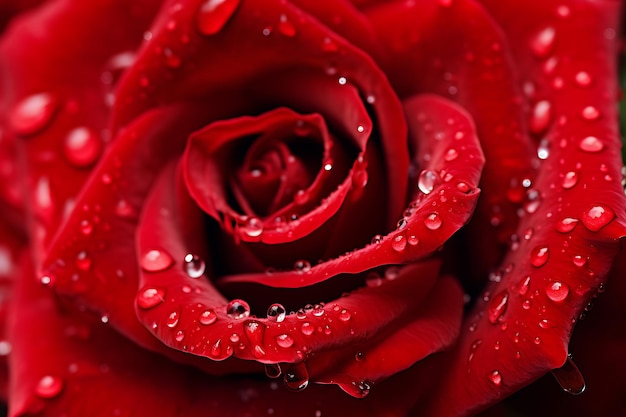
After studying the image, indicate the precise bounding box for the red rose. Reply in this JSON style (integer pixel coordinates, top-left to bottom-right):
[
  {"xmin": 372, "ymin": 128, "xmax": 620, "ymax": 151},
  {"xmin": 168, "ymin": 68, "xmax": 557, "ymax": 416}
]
[{"xmin": 0, "ymin": 0, "xmax": 624, "ymax": 416}]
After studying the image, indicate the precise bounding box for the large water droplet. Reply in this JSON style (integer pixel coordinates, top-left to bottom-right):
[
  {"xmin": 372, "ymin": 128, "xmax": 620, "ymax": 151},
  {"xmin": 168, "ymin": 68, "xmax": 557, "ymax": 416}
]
[
  {"xmin": 581, "ymin": 204, "xmax": 615, "ymax": 231},
  {"xmin": 391, "ymin": 233, "xmax": 407, "ymax": 252},
  {"xmin": 227, "ymin": 299, "xmax": 250, "ymax": 319},
  {"xmin": 418, "ymin": 169, "xmax": 439, "ymax": 194},
  {"xmin": 530, "ymin": 246, "xmax": 550, "ymax": 267},
  {"xmin": 561, "ymin": 171, "xmax": 579, "ymax": 189},
  {"xmin": 196, "ymin": 0, "xmax": 241, "ymax": 35},
  {"xmin": 424, "ymin": 213, "xmax": 442, "ymax": 230},
  {"xmin": 581, "ymin": 106, "xmax": 600, "ymax": 121},
  {"xmin": 546, "ymin": 281, "xmax": 569, "ymax": 302},
  {"xmin": 35, "ymin": 375, "xmax": 64, "ymax": 398},
  {"xmin": 284, "ymin": 362, "xmax": 309, "ymax": 391},
  {"xmin": 183, "ymin": 253, "xmax": 206, "ymax": 278},
  {"xmin": 199, "ymin": 309, "xmax": 217, "ymax": 325},
  {"xmin": 265, "ymin": 364, "xmax": 282, "ymax": 378},
  {"xmin": 137, "ymin": 287, "xmax": 166, "ymax": 309},
  {"xmin": 141, "ymin": 248, "xmax": 174, "ymax": 272},
  {"xmin": 530, "ymin": 27, "xmax": 556, "ymax": 58},
  {"xmin": 275, "ymin": 333, "xmax": 295, "ymax": 348},
  {"xmin": 10, "ymin": 93, "xmax": 57, "ymax": 136},
  {"xmin": 574, "ymin": 71, "xmax": 592, "ymax": 87},
  {"xmin": 267, "ymin": 303, "xmax": 286, "ymax": 322},
  {"xmin": 300, "ymin": 322, "xmax": 314, "ymax": 335},
  {"xmin": 578, "ymin": 136, "xmax": 604, "ymax": 153},
  {"xmin": 239, "ymin": 217, "xmax": 263, "ymax": 240},
  {"xmin": 293, "ymin": 259, "xmax": 311, "ymax": 273},
  {"xmin": 63, "ymin": 127, "xmax": 102, "ymax": 168},
  {"xmin": 488, "ymin": 290, "xmax": 509, "ymax": 324},
  {"xmin": 551, "ymin": 354, "xmax": 586, "ymax": 395}
]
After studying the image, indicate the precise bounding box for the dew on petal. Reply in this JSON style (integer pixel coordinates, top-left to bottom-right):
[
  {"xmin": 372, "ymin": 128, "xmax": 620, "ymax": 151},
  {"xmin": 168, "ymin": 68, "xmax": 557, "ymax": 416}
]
[
  {"xmin": 391, "ymin": 233, "xmax": 407, "ymax": 252},
  {"xmin": 136, "ymin": 287, "xmax": 166, "ymax": 309},
  {"xmin": 166, "ymin": 310, "xmax": 180, "ymax": 328},
  {"xmin": 227, "ymin": 299, "xmax": 250, "ymax": 319},
  {"xmin": 140, "ymin": 248, "xmax": 174, "ymax": 272},
  {"xmin": 546, "ymin": 281, "xmax": 569, "ymax": 302},
  {"xmin": 183, "ymin": 253, "xmax": 206, "ymax": 278},
  {"xmin": 581, "ymin": 204, "xmax": 615, "ymax": 231},
  {"xmin": 10, "ymin": 93, "xmax": 57, "ymax": 136},
  {"xmin": 424, "ymin": 213, "xmax": 442, "ymax": 230},
  {"xmin": 530, "ymin": 246, "xmax": 550, "ymax": 267},
  {"xmin": 418, "ymin": 169, "xmax": 440, "ymax": 194},
  {"xmin": 35, "ymin": 375, "xmax": 64, "ymax": 399},
  {"xmin": 488, "ymin": 370, "xmax": 502, "ymax": 387},
  {"xmin": 581, "ymin": 106, "xmax": 600, "ymax": 121},
  {"xmin": 530, "ymin": 27, "xmax": 556, "ymax": 58},
  {"xmin": 578, "ymin": 136, "xmax": 604, "ymax": 153},
  {"xmin": 278, "ymin": 14, "xmax": 296, "ymax": 37},
  {"xmin": 239, "ymin": 217, "xmax": 263, "ymax": 239},
  {"xmin": 275, "ymin": 333, "xmax": 295, "ymax": 348},
  {"xmin": 63, "ymin": 127, "xmax": 102, "ymax": 167},
  {"xmin": 199, "ymin": 309, "xmax": 218, "ymax": 325},
  {"xmin": 529, "ymin": 100, "xmax": 552, "ymax": 133},
  {"xmin": 518, "ymin": 275, "xmax": 531, "ymax": 296},
  {"xmin": 574, "ymin": 71, "xmax": 592, "ymax": 87},
  {"xmin": 488, "ymin": 290, "xmax": 509, "ymax": 324},
  {"xmin": 267, "ymin": 303, "xmax": 286, "ymax": 322},
  {"xmin": 561, "ymin": 171, "xmax": 579, "ymax": 189},
  {"xmin": 196, "ymin": 0, "xmax": 241, "ymax": 35}
]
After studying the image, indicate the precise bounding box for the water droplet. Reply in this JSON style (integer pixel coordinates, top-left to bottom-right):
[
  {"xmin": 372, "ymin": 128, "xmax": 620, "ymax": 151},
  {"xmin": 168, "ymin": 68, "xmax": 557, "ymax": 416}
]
[
  {"xmin": 530, "ymin": 246, "xmax": 550, "ymax": 267},
  {"xmin": 227, "ymin": 299, "xmax": 250, "ymax": 319},
  {"xmin": 562, "ymin": 171, "xmax": 579, "ymax": 189},
  {"xmin": 488, "ymin": 290, "xmax": 509, "ymax": 324},
  {"xmin": 456, "ymin": 182, "xmax": 470, "ymax": 193},
  {"xmin": 278, "ymin": 14, "xmax": 296, "ymax": 37},
  {"xmin": 137, "ymin": 287, "xmax": 166, "ymax": 309},
  {"xmin": 35, "ymin": 375, "xmax": 64, "ymax": 398},
  {"xmin": 166, "ymin": 310, "xmax": 180, "ymax": 328},
  {"xmin": 572, "ymin": 255, "xmax": 587, "ymax": 267},
  {"xmin": 530, "ymin": 27, "xmax": 556, "ymax": 58},
  {"xmin": 196, "ymin": 0, "xmax": 241, "ymax": 35},
  {"xmin": 444, "ymin": 148, "xmax": 458, "ymax": 161},
  {"xmin": 175, "ymin": 330, "xmax": 185, "ymax": 342},
  {"xmin": 581, "ymin": 106, "xmax": 600, "ymax": 121},
  {"xmin": 265, "ymin": 363, "xmax": 282, "ymax": 378},
  {"xmin": 75, "ymin": 250, "xmax": 92, "ymax": 271},
  {"xmin": 418, "ymin": 169, "xmax": 439, "ymax": 194},
  {"xmin": 275, "ymin": 333, "xmax": 295, "ymax": 348},
  {"xmin": 582, "ymin": 204, "xmax": 615, "ymax": 231},
  {"xmin": 183, "ymin": 253, "xmax": 206, "ymax": 278},
  {"xmin": 10, "ymin": 93, "xmax": 57, "ymax": 136},
  {"xmin": 574, "ymin": 71, "xmax": 592, "ymax": 87},
  {"xmin": 267, "ymin": 303, "xmax": 286, "ymax": 322},
  {"xmin": 371, "ymin": 234, "xmax": 383, "ymax": 244},
  {"xmin": 546, "ymin": 281, "xmax": 569, "ymax": 302},
  {"xmin": 578, "ymin": 136, "xmax": 604, "ymax": 153},
  {"xmin": 62, "ymin": 127, "xmax": 102, "ymax": 168},
  {"xmin": 199, "ymin": 309, "xmax": 217, "ymax": 325},
  {"xmin": 244, "ymin": 320, "xmax": 266, "ymax": 358},
  {"xmin": 424, "ymin": 213, "xmax": 442, "ymax": 230},
  {"xmin": 522, "ymin": 299, "xmax": 532, "ymax": 310},
  {"xmin": 487, "ymin": 370, "xmax": 502, "ymax": 387},
  {"xmin": 556, "ymin": 217, "xmax": 579, "ymax": 233},
  {"xmin": 530, "ymin": 100, "xmax": 552, "ymax": 133},
  {"xmin": 284, "ymin": 362, "xmax": 309, "ymax": 391},
  {"xmin": 300, "ymin": 322, "xmax": 314, "ymax": 335},
  {"xmin": 293, "ymin": 259, "xmax": 311, "ymax": 273},
  {"xmin": 551, "ymin": 355, "xmax": 586, "ymax": 395},
  {"xmin": 239, "ymin": 217, "xmax": 263, "ymax": 239},
  {"xmin": 391, "ymin": 233, "xmax": 407, "ymax": 252},
  {"xmin": 338, "ymin": 309, "xmax": 352, "ymax": 322},
  {"xmin": 518, "ymin": 275, "xmax": 531, "ymax": 295},
  {"xmin": 141, "ymin": 248, "xmax": 174, "ymax": 272},
  {"xmin": 115, "ymin": 199, "xmax": 137, "ymax": 219}
]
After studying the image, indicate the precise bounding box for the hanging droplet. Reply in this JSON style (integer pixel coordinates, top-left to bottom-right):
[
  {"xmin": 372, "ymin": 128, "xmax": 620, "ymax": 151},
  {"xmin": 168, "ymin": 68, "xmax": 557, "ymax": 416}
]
[
  {"xmin": 35, "ymin": 375, "xmax": 64, "ymax": 399},
  {"xmin": 556, "ymin": 217, "xmax": 579, "ymax": 233},
  {"xmin": 581, "ymin": 204, "xmax": 615, "ymax": 231},
  {"xmin": 530, "ymin": 26, "xmax": 556, "ymax": 58},
  {"xmin": 265, "ymin": 363, "xmax": 282, "ymax": 378},
  {"xmin": 239, "ymin": 217, "xmax": 263, "ymax": 240},
  {"xmin": 530, "ymin": 246, "xmax": 550, "ymax": 267},
  {"xmin": 275, "ymin": 333, "xmax": 295, "ymax": 348},
  {"xmin": 488, "ymin": 290, "xmax": 509, "ymax": 324},
  {"xmin": 530, "ymin": 100, "xmax": 552, "ymax": 134},
  {"xmin": 551, "ymin": 355, "xmax": 586, "ymax": 395},
  {"xmin": 226, "ymin": 299, "xmax": 250, "ymax": 319},
  {"xmin": 546, "ymin": 281, "xmax": 569, "ymax": 302},
  {"xmin": 141, "ymin": 248, "xmax": 174, "ymax": 272},
  {"xmin": 284, "ymin": 362, "xmax": 309, "ymax": 391},
  {"xmin": 10, "ymin": 93, "xmax": 58, "ymax": 136},
  {"xmin": 424, "ymin": 213, "xmax": 442, "ymax": 230},
  {"xmin": 561, "ymin": 171, "xmax": 579, "ymax": 189},
  {"xmin": 487, "ymin": 370, "xmax": 502, "ymax": 387},
  {"xmin": 183, "ymin": 253, "xmax": 206, "ymax": 278},
  {"xmin": 196, "ymin": 0, "xmax": 241, "ymax": 36},
  {"xmin": 578, "ymin": 136, "xmax": 604, "ymax": 153},
  {"xmin": 136, "ymin": 287, "xmax": 166, "ymax": 309},
  {"xmin": 267, "ymin": 303, "xmax": 286, "ymax": 322},
  {"xmin": 293, "ymin": 259, "xmax": 311, "ymax": 273},
  {"xmin": 199, "ymin": 309, "xmax": 217, "ymax": 325},
  {"xmin": 418, "ymin": 169, "xmax": 439, "ymax": 194}
]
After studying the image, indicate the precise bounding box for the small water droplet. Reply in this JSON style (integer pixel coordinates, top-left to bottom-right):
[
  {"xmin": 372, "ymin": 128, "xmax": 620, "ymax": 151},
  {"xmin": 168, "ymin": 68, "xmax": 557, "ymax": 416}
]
[
  {"xmin": 267, "ymin": 303, "xmax": 286, "ymax": 322},
  {"xmin": 444, "ymin": 148, "xmax": 458, "ymax": 161},
  {"xmin": 227, "ymin": 299, "xmax": 250, "ymax": 319},
  {"xmin": 488, "ymin": 290, "xmax": 509, "ymax": 324},
  {"xmin": 546, "ymin": 281, "xmax": 569, "ymax": 302},
  {"xmin": 300, "ymin": 322, "xmax": 314, "ymax": 335},
  {"xmin": 141, "ymin": 249, "xmax": 174, "ymax": 272},
  {"xmin": 456, "ymin": 182, "xmax": 470, "ymax": 193},
  {"xmin": 424, "ymin": 213, "xmax": 442, "ymax": 230},
  {"xmin": 488, "ymin": 370, "xmax": 502, "ymax": 387},
  {"xmin": 137, "ymin": 287, "xmax": 166, "ymax": 309},
  {"xmin": 537, "ymin": 138, "xmax": 550, "ymax": 160},
  {"xmin": 530, "ymin": 246, "xmax": 550, "ymax": 267},
  {"xmin": 10, "ymin": 93, "xmax": 57, "ymax": 136},
  {"xmin": 175, "ymin": 330, "xmax": 185, "ymax": 342},
  {"xmin": 571, "ymin": 255, "xmax": 587, "ymax": 267},
  {"xmin": 574, "ymin": 71, "xmax": 592, "ymax": 87},
  {"xmin": 63, "ymin": 127, "xmax": 102, "ymax": 167},
  {"xmin": 196, "ymin": 0, "xmax": 241, "ymax": 35},
  {"xmin": 391, "ymin": 233, "xmax": 407, "ymax": 252},
  {"xmin": 284, "ymin": 362, "xmax": 309, "ymax": 391},
  {"xmin": 530, "ymin": 100, "xmax": 552, "ymax": 133},
  {"xmin": 75, "ymin": 250, "xmax": 92, "ymax": 271},
  {"xmin": 278, "ymin": 14, "xmax": 296, "ymax": 37},
  {"xmin": 371, "ymin": 234, "xmax": 383, "ymax": 244},
  {"xmin": 518, "ymin": 275, "xmax": 531, "ymax": 295},
  {"xmin": 556, "ymin": 217, "xmax": 579, "ymax": 233},
  {"xmin": 581, "ymin": 204, "xmax": 615, "ymax": 231},
  {"xmin": 581, "ymin": 106, "xmax": 600, "ymax": 121},
  {"xmin": 578, "ymin": 136, "xmax": 604, "ymax": 153},
  {"xmin": 530, "ymin": 27, "xmax": 556, "ymax": 58},
  {"xmin": 551, "ymin": 355, "xmax": 586, "ymax": 395},
  {"xmin": 239, "ymin": 217, "xmax": 263, "ymax": 240},
  {"xmin": 166, "ymin": 310, "xmax": 180, "ymax": 328},
  {"xmin": 562, "ymin": 171, "xmax": 579, "ymax": 189},
  {"xmin": 338, "ymin": 309, "xmax": 352, "ymax": 322},
  {"xmin": 199, "ymin": 309, "xmax": 217, "ymax": 325},
  {"xmin": 275, "ymin": 333, "xmax": 295, "ymax": 348},
  {"xmin": 183, "ymin": 253, "xmax": 206, "ymax": 278},
  {"xmin": 35, "ymin": 375, "xmax": 64, "ymax": 398},
  {"xmin": 115, "ymin": 199, "xmax": 137, "ymax": 219},
  {"xmin": 418, "ymin": 170, "xmax": 439, "ymax": 194},
  {"xmin": 293, "ymin": 259, "xmax": 311, "ymax": 273}
]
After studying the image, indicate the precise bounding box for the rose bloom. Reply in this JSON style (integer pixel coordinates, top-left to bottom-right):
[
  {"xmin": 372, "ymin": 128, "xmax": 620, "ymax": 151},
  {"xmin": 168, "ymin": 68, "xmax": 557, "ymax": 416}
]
[{"xmin": 0, "ymin": 0, "xmax": 624, "ymax": 416}]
